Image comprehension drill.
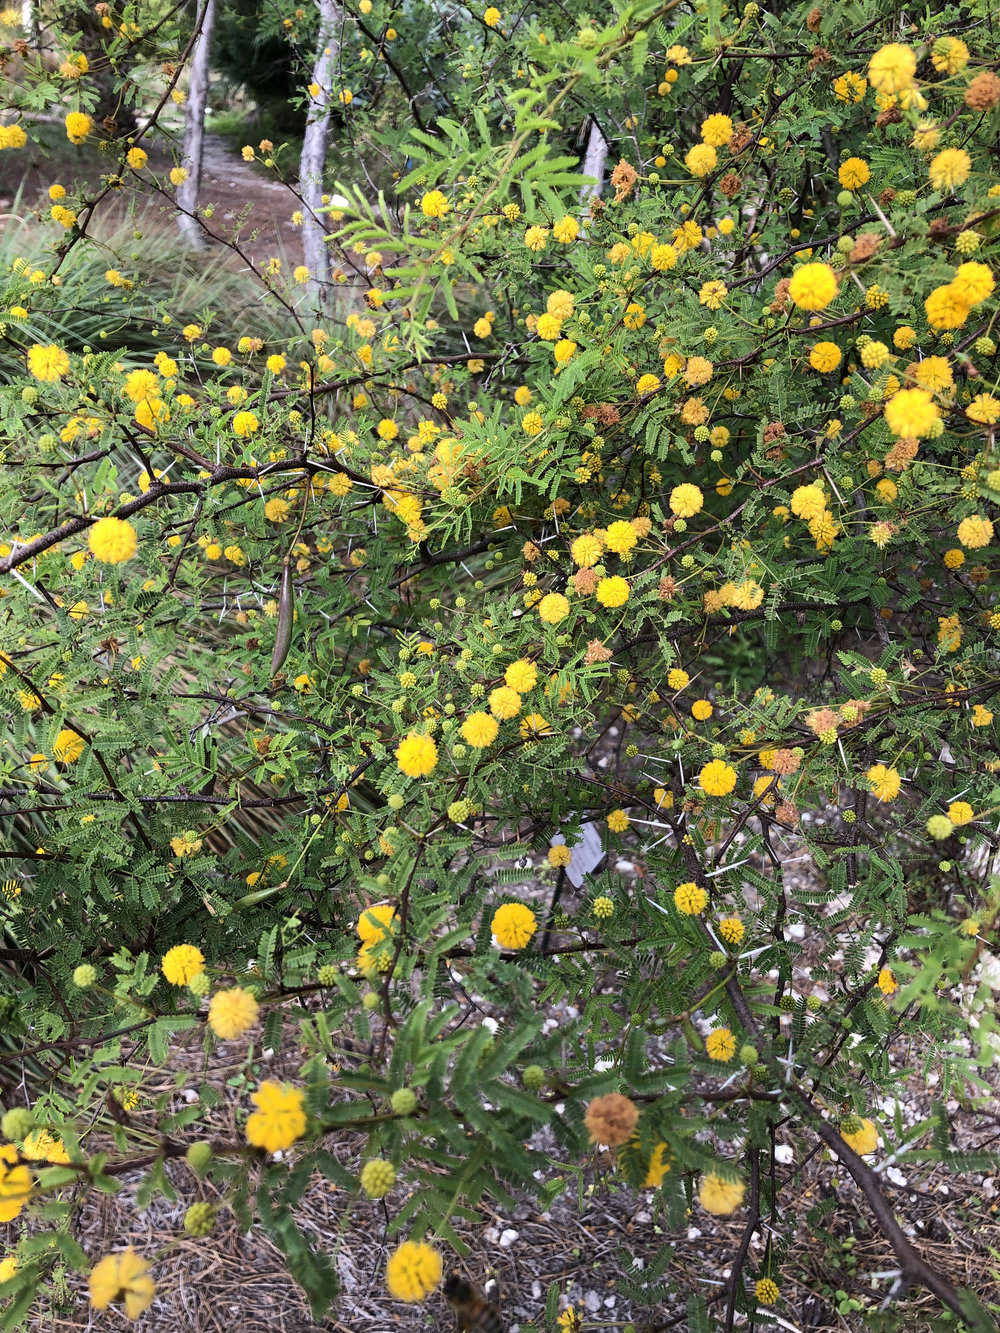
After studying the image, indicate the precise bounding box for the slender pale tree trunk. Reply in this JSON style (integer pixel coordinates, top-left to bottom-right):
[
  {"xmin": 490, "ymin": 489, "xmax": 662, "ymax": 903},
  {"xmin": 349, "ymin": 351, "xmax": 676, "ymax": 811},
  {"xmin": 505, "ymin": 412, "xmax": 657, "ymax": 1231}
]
[
  {"xmin": 299, "ymin": 0, "xmax": 340, "ymax": 314},
  {"xmin": 580, "ymin": 116, "xmax": 608, "ymax": 205},
  {"xmin": 176, "ymin": 0, "xmax": 216, "ymax": 250}
]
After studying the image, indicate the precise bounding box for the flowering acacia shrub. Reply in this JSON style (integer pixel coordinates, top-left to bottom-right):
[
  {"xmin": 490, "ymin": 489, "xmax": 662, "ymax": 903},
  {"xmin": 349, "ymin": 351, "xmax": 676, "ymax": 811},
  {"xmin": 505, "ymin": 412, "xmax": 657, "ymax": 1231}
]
[{"xmin": 1, "ymin": 0, "xmax": 1000, "ymax": 1327}]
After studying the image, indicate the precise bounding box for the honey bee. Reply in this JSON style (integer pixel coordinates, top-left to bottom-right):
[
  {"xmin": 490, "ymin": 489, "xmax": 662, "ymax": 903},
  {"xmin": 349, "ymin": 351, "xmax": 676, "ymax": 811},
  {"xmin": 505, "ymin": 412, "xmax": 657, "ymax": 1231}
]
[{"xmin": 443, "ymin": 1272, "xmax": 502, "ymax": 1333}]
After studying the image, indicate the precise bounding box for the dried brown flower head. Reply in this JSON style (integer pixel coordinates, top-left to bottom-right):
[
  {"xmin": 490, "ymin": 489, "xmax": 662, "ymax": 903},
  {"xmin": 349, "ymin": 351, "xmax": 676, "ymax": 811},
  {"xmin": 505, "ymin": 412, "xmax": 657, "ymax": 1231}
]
[
  {"xmin": 611, "ymin": 159, "xmax": 638, "ymax": 202},
  {"xmin": 965, "ymin": 71, "xmax": 1000, "ymax": 110},
  {"xmin": 584, "ymin": 1092, "xmax": 639, "ymax": 1146}
]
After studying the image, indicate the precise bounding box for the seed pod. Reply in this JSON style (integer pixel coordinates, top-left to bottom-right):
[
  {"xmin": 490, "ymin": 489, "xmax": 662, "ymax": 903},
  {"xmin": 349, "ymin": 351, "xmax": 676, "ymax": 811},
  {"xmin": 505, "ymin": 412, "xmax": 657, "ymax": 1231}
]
[{"xmin": 269, "ymin": 562, "xmax": 294, "ymax": 677}]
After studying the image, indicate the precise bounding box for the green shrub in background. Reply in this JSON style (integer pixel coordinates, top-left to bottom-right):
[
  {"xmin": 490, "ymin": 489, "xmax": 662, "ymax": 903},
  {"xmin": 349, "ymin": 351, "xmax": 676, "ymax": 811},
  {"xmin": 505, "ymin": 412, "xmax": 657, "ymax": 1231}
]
[{"xmin": 1, "ymin": 0, "xmax": 1000, "ymax": 1328}]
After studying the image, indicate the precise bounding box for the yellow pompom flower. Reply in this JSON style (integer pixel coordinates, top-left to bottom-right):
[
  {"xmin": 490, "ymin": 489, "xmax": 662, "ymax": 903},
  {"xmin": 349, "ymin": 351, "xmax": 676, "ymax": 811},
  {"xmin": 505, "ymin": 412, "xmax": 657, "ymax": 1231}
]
[
  {"xmin": 385, "ymin": 1241, "xmax": 443, "ymax": 1303},
  {"xmin": 53, "ymin": 729, "xmax": 85, "ymax": 763},
  {"xmin": 700, "ymin": 759, "xmax": 736, "ymax": 796},
  {"xmin": 957, "ymin": 515, "xmax": 993, "ymax": 549},
  {"xmin": 607, "ymin": 808, "xmax": 630, "ymax": 832},
  {"xmin": 669, "ymin": 483, "xmax": 703, "ymax": 517},
  {"xmin": 701, "ymin": 113, "xmax": 733, "ymax": 146},
  {"xmin": 420, "ymin": 190, "xmax": 449, "ymax": 219},
  {"xmin": 126, "ymin": 146, "xmax": 147, "ymax": 169},
  {"xmin": 27, "ymin": 343, "xmax": 69, "ymax": 382},
  {"xmin": 877, "ymin": 966, "xmax": 898, "ymax": 996},
  {"xmin": 838, "ymin": 157, "xmax": 870, "ymax": 189},
  {"xmin": 650, "ymin": 242, "xmax": 677, "ymax": 270},
  {"xmin": 698, "ymin": 1171, "xmax": 745, "ymax": 1215},
  {"xmin": 538, "ymin": 592, "xmax": 570, "ymax": 624},
  {"xmin": 461, "ymin": 711, "xmax": 499, "ymax": 747},
  {"xmin": 866, "ymin": 763, "xmax": 901, "ymax": 802},
  {"xmin": 505, "ymin": 658, "xmax": 537, "ymax": 692},
  {"xmin": 685, "ymin": 143, "xmax": 717, "ymax": 176},
  {"xmin": 674, "ymin": 881, "xmax": 708, "ymax": 915},
  {"xmin": 396, "ymin": 732, "xmax": 438, "ymax": 777},
  {"xmin": 718, "ymin": 915, "xmax": 744, "ymax": 945},
  {"xmin": 604, "ymin": 519, "xmax": 638, "ymax": 555},
  {"xmin": 358, "ymin": 904, "xmax": 396, "ymax": 943},
  {"xmin": 169, "ymin": 165, "xmax": 188, "ymax": 186},
  {"xmin": 547, "ymin": 844, "xmax": 572, "ymax": 868},
  {"xmin": 667, "ymin": 668, "xmax": 689, "ymax": 690},
  {"xmin": 924, "ymin": 284, "xmax": 970, "ymax": 329},
  {"xmin": 790, "ymin": 484, "xmax": 826, "ymax": 519},
  {"xmin": 208, "ymin": 987, "xmax": 260, "ymax": 1039},
  {"xmin": 639, "ymin": 1140, "xmax": 672, "ymax": 1187},
  {"xmin": 596, "ymin": 576, "xmax": 629, "ymax": 607},
  {"xmin": 232, "ymin": 410, "xmax": 259, "ymax": 437},
  {"xmin": 489, "ymin": 685, "xmax": 521, "ymax": 719},
  {"xmin": 809, "ymin": 341, "xmax": 841, "ymax": 372},
  {"xmin": 787, "ymin": 262, "xmax": 838, "ymax": 311},
  {"xmin": 840, "ymin": 1117, "xmax": 879, "ymax": 1155},
  {"xmin": 867, "ymin": 43, "xmax": 916, "ymax": 94},
  {"xmin": 699, "ymin": 280, "xmax": 727, "ymax": 310},
  {"xmin": 552, "ymin": 216, "xmax": 579, "ymax": 243},
  {"xmin": 928, "ymin": 147, "xmax": 971, "ymax": 192},
  {"xmin": 951, "ymin": 261, "xmax": 994, "ymax": 305},
  {"xmin": 931, "ymin": 35, "xmax": 968, "ymax": 73},
  {"xmin": 884, "ymin": 388, "xmax": 939, "ymax": 438},
  {"xmin": 491, "ymin": 901, "xmax": 537, "ymax": 949},
  {"xmin": 571, "ymin": 535, "xmax": 603, "ymax": 567},
  {"xmin": 88, "ymin": 1248, "xmax": 155, "ymax": 1319},
  {"xmin": 88, "ymin": 516, "xmax": 137, "ymax": 564},
  {"xmin": 161, "ymin": 943, "xmax": 205, "ymax": 986},
  {"xmin": 705, "ymin": 1027, "xmax": 736, "ymax": 1061},
  {"xmin": 65, "ymin": 111, "xmax": 93, "ymax": 143},
  {"xmin": 246, "ymin": 1081, "xmax": 306, "ymax": 1152},
  {"xmin": 691, "ymin": 699, "xmax": 713, "ymax": 721},
  {"xmin": 947, "ymin": 800, "xmax": 975, "ymax": 826},
  {"xmin": 483, "ymin": 7, "xmax": 501, "ymax": 26}
]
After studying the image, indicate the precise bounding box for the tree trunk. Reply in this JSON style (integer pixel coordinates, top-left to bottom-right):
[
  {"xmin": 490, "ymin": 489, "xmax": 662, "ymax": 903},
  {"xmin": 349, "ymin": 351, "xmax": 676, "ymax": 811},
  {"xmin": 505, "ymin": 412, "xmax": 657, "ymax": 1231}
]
[
  {"xmin": 580, "ymin": 116, "xmax": 608, "ymax": 205},
  {"xmin": 299, "ymin": 0, "xmax": 340, "ymax": 315},
  {"xmin": 176, "ymin": 0, "xmax": 216, "ymax": 250}
]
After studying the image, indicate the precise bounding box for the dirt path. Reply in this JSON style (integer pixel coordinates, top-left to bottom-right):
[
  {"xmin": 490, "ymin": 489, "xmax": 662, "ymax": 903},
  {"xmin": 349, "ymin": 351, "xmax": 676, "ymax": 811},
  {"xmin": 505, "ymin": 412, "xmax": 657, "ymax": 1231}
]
[
  {"xmin": 0, "ymin": 133, "xmax": 307, "ymax": 271},
  {"xmin": 195, "ymin": 133, "xmax": 306, "ymax": 268}
]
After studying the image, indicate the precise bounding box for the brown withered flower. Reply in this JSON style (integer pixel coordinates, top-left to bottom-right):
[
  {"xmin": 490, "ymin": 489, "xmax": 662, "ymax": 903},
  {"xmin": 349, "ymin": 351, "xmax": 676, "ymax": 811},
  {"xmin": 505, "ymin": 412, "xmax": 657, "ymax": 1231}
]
[{"xmin": 584, "ymin": 1093, "xmax": 640, "ymax": 1146}]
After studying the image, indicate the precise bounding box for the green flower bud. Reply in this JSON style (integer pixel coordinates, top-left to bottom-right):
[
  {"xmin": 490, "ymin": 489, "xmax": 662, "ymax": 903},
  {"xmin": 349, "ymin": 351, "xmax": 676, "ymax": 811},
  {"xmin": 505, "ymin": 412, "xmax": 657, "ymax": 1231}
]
[
  {"xmin": 188, "ymin": 971, "xmax": 210, "ymax": 998},
  {"xmin": 837, "ymin": 190, "xmax": 855, "ymax": 208},
  {"xmin": 387, "ymin": 793, "xmax": 404, "ymax": 810},
  {"xmin": 522, "ymin": 1064, "xmax": 546, "ymax": 1091},
  {"xmin": 390, "ymin": 1087, "xmax": 417, "ymax": 1116},
  {"xmin": 927, "ymin": 814, "xmax": 953, "ymax": 840},
  {"xmin": 779, "ymin": 994, "xmax": 796, "ymax": 1012},
  {"xmin": 21, "ymin": 386, "xmax": 39, "ymax": 405},
  {"xmin": 317, "ymin": 964, "xmax": 337, "ymax": 986},
  {"xmin": 73, "ymin": 963, "xmax": 97, "ymax": 989},
  {"xmin": 360, "ymin": 1158, "xmax": 396, "ymax": 1198},
  {"xmin": 806, "ymin": 994, "xmax": 823, "ymax": 1011},
  {"xmin": 183, "ymin": 1201, "xmax": 216, "ymax": 1236},
  {"xmin": 839, "ymin": 1113, "xmax": 863, "ymax": 1136},
  {"xmin": 739, "ymin": 1044, "xmax": 758, "ymax": 1065},
  {"xmin": 1, "ymin": 1108, "xmax": 34, "ymax": 1141},
  {"xmin": 362, "ymin": 990, "xmax": 380, "ymax": 1010},
  {"xmin": 708, "ymin": 950, "xmax": 727, "ymax": 969},
  {"xmin": 185, "ymin": 1141, "xmax": 213, "ymax": 1174}
]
